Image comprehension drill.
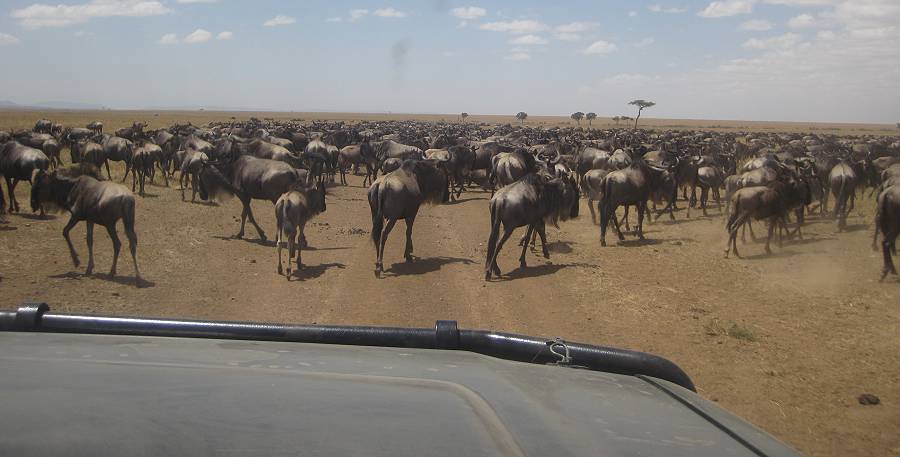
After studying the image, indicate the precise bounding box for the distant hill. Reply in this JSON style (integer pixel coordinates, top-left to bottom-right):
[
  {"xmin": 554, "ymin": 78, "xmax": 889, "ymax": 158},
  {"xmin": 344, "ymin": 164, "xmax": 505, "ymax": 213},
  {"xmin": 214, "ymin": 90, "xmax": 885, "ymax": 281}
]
[{"xmin": 0, "ymin": 100, "xmax": 107, "ymax": 110}]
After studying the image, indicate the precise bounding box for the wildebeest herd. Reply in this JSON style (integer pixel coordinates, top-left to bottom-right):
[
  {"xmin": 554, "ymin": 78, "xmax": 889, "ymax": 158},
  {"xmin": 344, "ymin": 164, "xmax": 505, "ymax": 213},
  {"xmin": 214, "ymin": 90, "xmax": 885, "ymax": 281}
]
[{"xmin": 2, "ymin": 117, "xmax": 899, "ymax": 285}]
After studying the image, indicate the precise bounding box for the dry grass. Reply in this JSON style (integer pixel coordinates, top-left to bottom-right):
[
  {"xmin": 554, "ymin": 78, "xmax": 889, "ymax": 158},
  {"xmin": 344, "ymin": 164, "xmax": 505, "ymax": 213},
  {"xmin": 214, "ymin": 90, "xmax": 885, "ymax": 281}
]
[
  {"xmin": 1, "ymin": 109, "xmax": 899, "ymax": 137},
  {"xmin": 705, "ymin": 318, "xmax": 759, "ymax": 342}
]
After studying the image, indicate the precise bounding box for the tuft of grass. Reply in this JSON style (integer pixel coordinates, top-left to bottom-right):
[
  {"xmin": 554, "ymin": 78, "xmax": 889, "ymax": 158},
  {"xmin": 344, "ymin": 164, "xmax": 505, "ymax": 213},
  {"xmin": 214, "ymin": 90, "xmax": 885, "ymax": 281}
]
[{"xmin": 704, "ymin": 318, "xmax": 758, "ymax": 342}]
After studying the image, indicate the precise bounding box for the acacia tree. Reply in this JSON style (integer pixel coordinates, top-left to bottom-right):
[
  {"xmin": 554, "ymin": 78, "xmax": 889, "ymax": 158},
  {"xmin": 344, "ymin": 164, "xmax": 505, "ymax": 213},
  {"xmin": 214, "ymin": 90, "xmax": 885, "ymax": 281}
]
[
  {"xmin": 571, "ymin": 111, "xmax": 584, "ymax": 125},
  {"xmin": 516, "ymin": 111, "xmax": 528, "ymax": 124},
  {"xmin": 612, "ymin": 115, "xmax": 621, "ymax": 126},
  {"xmin": 460, "ymin": 112, "xmax": 469, "ymax": 123},
  {"xmin": 586, "ymin": 112, "xmax": 597, "ymax": 127},
  {"xmin": 628, "ymin": 99, "xmax": 656, "ymax": 129}
]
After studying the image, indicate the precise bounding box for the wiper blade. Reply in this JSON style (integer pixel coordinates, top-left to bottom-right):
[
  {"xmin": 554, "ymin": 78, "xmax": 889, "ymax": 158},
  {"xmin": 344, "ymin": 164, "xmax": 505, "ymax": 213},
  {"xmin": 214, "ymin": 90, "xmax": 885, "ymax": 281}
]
[{"xmin": 1, "ymin": 302, "xmax": 695, "ymax": 391}]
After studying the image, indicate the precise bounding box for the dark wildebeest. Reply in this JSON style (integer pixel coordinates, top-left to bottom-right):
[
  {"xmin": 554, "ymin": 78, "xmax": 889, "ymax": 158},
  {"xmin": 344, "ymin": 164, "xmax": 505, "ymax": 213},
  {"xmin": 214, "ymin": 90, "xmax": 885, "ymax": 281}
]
[
  {"xmin": 101, "ymin": 135, "xmax": 135, "ymax": 181},
  {"xmin": 87, "ymin": 121, "xmax": 103, "ymax": 135},
  {"xmin": 358, "ymin": 139, "xmax": 382, "ymax": 186},
  {"xmin": 42, "ymin": 138, "xmax": 63, "ymax": 169},
  {"xmin": 425, "ymin": 145, "xmax": 475, "ymax": 200},
  {"xmin": 582, "ymin": 168, "xmax": 610, "ymax": 225},
  {"xmin": 275, "ymin": 181, "xmax": 327, "ymax": 279},
  {"xmin": 1, "ymin": 141, "xmax": 50, "ymax": 214},
  {"xmin": 337, "ymin": 144, "xmax": 365, "ymax": 185},
  {"xmin": 598, "ymin": 157, "xmax": 668, "ymax": 246},
  {"xmin": 694, "ymin": 165, "xmax": 725, "ymax": 217},
  {"xmin": 368, "ymin": 159, "xmax": 449, "ymax": 277},
  {"xmin": 115, "ymin": 122, "xmax": 146, "ymax": 140},
  {"xmin": 484, "ymin": 173, "xmax": 580, "ymax": 280},
  {"xmin": 30, "ymin": 166, "xmax": 141, "ymax": 284},
  {"xmin": 179, "ymin": 149, "xmax": 210, "ymax": 202},
  {"xmin": 874, "ymin": 185, "xmax": 899, "ymax": 280},
  {"xmin": 829, "ymin": 160, "xmax": 859, "ymax": 231},
  {"xmin": 33, "ymin": 119, "xmax": 53, "ymax": 134},
  {"xmin": 304, "ymin": 138, "xmax": 330, "ymax": 182},
  {"xmin": 198, "ymin": 155, "xmax": 310, "ymax": 241},
  {"xmin": 130, "ymin": 141, "xmax": 165, "ymax": 196},
  {"xmin": 490, "ymin": 149, "xmax": 538, "ymax": 191},
  {"xmin": 724, "ymin": 177, "xmax": 811, "ymax": 258}
]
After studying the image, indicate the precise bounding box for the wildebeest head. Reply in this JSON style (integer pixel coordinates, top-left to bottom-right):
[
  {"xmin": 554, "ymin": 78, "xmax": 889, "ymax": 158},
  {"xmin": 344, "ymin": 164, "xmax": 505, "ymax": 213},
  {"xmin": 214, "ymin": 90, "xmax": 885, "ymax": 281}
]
[
  {"xmin": 30, "ymin": 167, "xmax": 94, "ymax": 213},
  {"xmin": 197, "ymin": 161, "xmax": 236, "ymax": 202}
]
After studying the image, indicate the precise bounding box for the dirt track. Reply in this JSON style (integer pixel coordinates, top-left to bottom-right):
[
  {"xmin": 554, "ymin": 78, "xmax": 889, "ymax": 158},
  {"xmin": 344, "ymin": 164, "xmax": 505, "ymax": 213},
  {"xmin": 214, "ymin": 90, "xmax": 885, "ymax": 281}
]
[{"xmin": 2, "ymin": 158, "xmax": 899, "ymax": 456}]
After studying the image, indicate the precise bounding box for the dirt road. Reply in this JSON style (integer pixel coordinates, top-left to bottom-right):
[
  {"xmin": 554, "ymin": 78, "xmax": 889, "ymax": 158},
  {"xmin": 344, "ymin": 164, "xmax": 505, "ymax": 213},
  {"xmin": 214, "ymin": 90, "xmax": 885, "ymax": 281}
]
[{"xmin": 1, "ymin": 161, "xmax": 898, "ymax": 457}]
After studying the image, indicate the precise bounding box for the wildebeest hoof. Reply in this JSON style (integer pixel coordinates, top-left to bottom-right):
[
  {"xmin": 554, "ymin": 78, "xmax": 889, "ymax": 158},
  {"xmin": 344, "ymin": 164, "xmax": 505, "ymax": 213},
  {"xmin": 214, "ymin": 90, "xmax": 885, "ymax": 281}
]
[
  {"xmin": 233, "ymin": 233, "xmax": 243, "ymax": 239},
  {"xmin": 278, "ymin": 265, "xmax": 283, "ymax": 275},
  {"xmin": 600, "ymin": 239, "xmax": 607, "ymax": 247},
  {"xmin": 543, "ymin": 252, "xmax": 550, "ymax": 259}
]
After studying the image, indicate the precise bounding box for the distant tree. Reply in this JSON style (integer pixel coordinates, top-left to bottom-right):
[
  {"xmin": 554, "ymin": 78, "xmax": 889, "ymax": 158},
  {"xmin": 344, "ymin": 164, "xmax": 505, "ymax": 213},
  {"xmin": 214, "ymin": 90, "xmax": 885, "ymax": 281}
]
[
  {"xmin": 628, "ymin": 99, "xmax": 656, "ymax": 129},
  {"xmin": 586, "ymin": 112, "xmax": 597, "ymax": 127},
  {"xmin": 612, "ymin": 115, "xmax": 621, "ymax": 126},
  {"xmin": 897, "ymin": 122, "xmax": 900, "ymax": 129},
  {"xmin": 460, "ymin": 112, "xmax": 469, "ymax": 123},
  {"xmin": 571, "ymin": 111, "xmax": 584, "ymax": 125},
  {"xmin": 516, "ymin": 111, "xmax": 528, "ymax": 124}
]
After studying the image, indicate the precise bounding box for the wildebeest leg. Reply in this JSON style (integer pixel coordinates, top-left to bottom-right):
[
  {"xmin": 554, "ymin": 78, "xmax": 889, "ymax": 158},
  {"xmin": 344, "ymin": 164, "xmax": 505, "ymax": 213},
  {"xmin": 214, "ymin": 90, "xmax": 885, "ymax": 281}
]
[
  {"xmin": 376, "ymin": 218, "xmax": 397, "ymax": 277},
  {"xmin": 636, "ymin": 202, "xmax": 646, "ymax": 240},
  {"xmin": 490, "ymin": 226, "xmax": 514, "ymax": 277},
  {"xmin": 765, "ymin": 218, "xmax": 776, "ymax": 254},
  {"xmin": 296, "ymin": 223, "xmax": 306, "ymax": 269},
  {"xmin": 245, "ymin": 199, "xmax": 267, "ymax": 241},
  {"xmin": 620, "ymin": 205, "xmax": 631, "ymax": 232},
  {"xmin": 85, "ymin": 222, "xmax": 95, "ymax": 275},
  {"xmin": 105, "ymin": 223, "xmax": 122, "ymax": 277},
  {"xmin": 62, "ymin": 215, "xmax": 81, "ymax": 268},
  {"xmin": 588, "ymin": 198, "xmax": 597, "ymax": 225},
  {"xmin": 404, "ymin": 212, "xmax": 418, "ymax": 262},
  {"xmin": 123, "ymin": 223, "xmax": 140, "ymax": 284},
  {"xmin": 519, "ymin": 225, "xmax": 534, "ymax": 268},
  {"xmin": 536, "ymin": 222, "xmax": 550, "ymax": 259},
  {"xmin": 484, "ymin": 209, "xmax": 501, "ymax": 280},
  {"xmin": 6, "ymin": 177, "xmax": 19, "ymax": 212},
  {"xmin": 700, "ymin": 188, "xmax": 709, "ymax": 217},
  {"xmin": 881, "ymin": 236, "xmax": 898, "ymax": 281}
]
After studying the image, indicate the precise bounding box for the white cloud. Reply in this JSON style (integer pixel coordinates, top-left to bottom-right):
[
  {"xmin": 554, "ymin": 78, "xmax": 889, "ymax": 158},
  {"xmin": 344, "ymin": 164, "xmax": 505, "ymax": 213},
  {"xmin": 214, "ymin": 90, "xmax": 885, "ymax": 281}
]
[
  {"xmin": 698, "ymin": 0, "xmax": 755, "ymax": 18},
  {"xmin": 788, "ymin": 13, "xmax": 816, "ymax": 28},
  {"xmin": 740, "ymin": 19, "xmax": 773, "ymax": 30},
  {"xmin": 183, "ymin": 28, "xmax": 211, "ymax": 43},
  {"xmin": 505, "ymin": 51, "xmax": 531, "ymax": 61},
  {"xmin": 634, "ymin": 37, "xmax": 655, "ymax": 47},
  {"xmin": 349, "ymin": 9, "xmax": 368, "ymax": 21},
  {"xmin": 581, "ymin": 40, "xmax": 617, "ymax": 55},
  {"xmin": 480, "ymin": 20, "xmax": 548, "ymax": 34},
  {"xmin": 451, "ymin": 6, "xmax": 486, "ymax": 20},
  {"xmin": 373, "ymin": 8, "xmax": 406, "ymax": 18},
  {"xmin": 264, "ymin": 15, "xmax": 295, "ymax": 26},
  {"xmin": 762, "ymin": 0, "xmax": 833, "ymax": 5},
  {"xmin": 628, "ymin": 11, "xmax": 638, "ymax": 17},
  {"xmin": 216, "ymin": 31, "xmax": 232, "ymax": 40},
  {"xmin": 0, "ymin": 33, "xmax": 20, "ymax": 45},
  {"xmin": 552, "ymin": 21, "xmax": 595, "ymax": 40},
  {"xmin": 157, "ymin": 32, "xmax": 177, "ymax": 44},
  {"xmin": 176, "ymin": 0, "xmax": 217, "ymax": 3},
  {"xmin": 649, "ymin": 4, "xmax": 688, "ymax": 13},
  {"xmin": 11, "ymin": 0, "xmax": 171, "ymax": 29},
  {"xmin": 325, "ymin": 17, "xmax": 342, "ymax": 23},
  {"xmin": 602, "ymin": 73, "xmax": 652, "ymax": 85},
  {"xmin": 742, "ymin": 32, "xmax": 802, "ymax": 49},
  {"xmin": 816, "ymin": 30, "xmax": 836, "ymax": 40},
  {"xmin": 509, "ymin": 34, "xmax": 548, "ymax": 45}
]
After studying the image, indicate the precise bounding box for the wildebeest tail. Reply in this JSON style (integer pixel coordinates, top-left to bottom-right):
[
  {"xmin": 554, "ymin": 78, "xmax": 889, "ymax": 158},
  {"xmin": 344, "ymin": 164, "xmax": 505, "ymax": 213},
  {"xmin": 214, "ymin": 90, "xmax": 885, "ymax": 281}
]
[
  {"xmin": 368, "ymin": 182, "xmax": 384, "ymax": 249},
  {"xmin": 122, "ymin": 195, "xmax": 137, "ymax": 235}
]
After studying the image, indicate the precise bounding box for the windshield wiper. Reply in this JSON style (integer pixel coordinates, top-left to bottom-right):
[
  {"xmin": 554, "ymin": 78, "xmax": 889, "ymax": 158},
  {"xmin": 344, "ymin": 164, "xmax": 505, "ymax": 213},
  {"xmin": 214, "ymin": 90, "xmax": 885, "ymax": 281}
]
[{"xmin": 1, "ymin": 302, "xmax": 694, "ymax": 391}]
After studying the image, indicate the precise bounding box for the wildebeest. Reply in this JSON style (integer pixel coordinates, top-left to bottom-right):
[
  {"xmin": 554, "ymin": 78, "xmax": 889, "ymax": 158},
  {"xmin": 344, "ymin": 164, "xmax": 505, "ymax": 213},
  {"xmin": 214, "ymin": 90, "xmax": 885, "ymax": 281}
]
[
  {"xmin": 581, "ymin": 168, "xmax": 610, "ymax": 225},
  {"xmin": 490, "ymin": 149, "xmax": 538, "ymax": 190},
  {"xmin": 179, "ymin": 149, "xmax": 209, "ymax": 202},
  {"xmin": 724, "ymin": 177, "xmax": 811, "ymax": 258},
  {"xmin": 829, "ymin": 160, "xmax": 859, "ymax": 231},
  {"xmin": 87, "ymin": 121, "xmax": 103, "ymax": 135},
  {"xmin": 275, "ymin": 181, "xmax": 327, "ymax": 279},
  {"xmin": 694, "ymin": 165, "xmax": 725, "ymax": 217},
  {"xmin": 1, "ymin": 141, "xmax": 51, "ymax": 213},
  {"xmin": 484, "ymin": 173, "xmax": 580, "ymax": 280},
  {"xmin": 30, "ymin": 166, "xmax": 141, "ymax": 284},
  {"xmin": 598, "ymin": 157, "xmax": 667, "ymax": 246},
  {"xmin": 874, "ymin": 185, "xmax": 899, "ymax": 280},
  {"xmin": 368, "ymin": 159, "xmax": 449, "ymax": 277},
  {"xmin": 100, "ymin": 135, "xmax": 135, "ymax": 181},
  {"xmin": 198, "ymin": 155, "xmax": 310, "ymax": 240},
  {"xmin": 33, "ymin": 119, "xmax": 53, "ymax": 134}
]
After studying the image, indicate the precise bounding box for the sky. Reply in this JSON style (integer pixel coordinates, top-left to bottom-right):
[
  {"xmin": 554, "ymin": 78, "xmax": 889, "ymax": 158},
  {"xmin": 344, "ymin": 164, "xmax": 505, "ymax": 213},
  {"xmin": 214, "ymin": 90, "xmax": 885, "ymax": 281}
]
[{"xmin": 0, "ymin": 0, "xmax": 899, "ymax": 123}]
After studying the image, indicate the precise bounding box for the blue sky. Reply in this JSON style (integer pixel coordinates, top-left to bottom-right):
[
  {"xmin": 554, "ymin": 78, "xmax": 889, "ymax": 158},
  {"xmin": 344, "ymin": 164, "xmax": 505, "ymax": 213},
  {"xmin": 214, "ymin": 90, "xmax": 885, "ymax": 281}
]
[{"xmin": 0, "ymin": 0, "xmax": 898, "ymax": 123}]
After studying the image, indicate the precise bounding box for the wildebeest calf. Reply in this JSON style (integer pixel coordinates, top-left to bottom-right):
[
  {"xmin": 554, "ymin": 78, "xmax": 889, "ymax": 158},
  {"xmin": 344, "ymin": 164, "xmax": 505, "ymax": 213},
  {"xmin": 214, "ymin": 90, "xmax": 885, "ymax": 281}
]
[{"xmin": 275, "ymin": 181, "xmax": 327, "ymax": 279}]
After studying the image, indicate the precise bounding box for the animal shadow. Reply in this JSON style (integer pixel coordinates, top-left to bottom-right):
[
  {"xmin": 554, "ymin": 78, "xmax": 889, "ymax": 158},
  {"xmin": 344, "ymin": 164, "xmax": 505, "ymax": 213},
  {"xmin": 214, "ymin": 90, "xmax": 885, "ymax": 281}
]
[
  {"xmin": 49, "ymin": 271, "xmax": 155, "ymax": 288},
  {"xmin": 841, "ymin": 223, "xmax": 868, "ymax": 233},
  {"xmin": 213, "ymin": 235, "xmax": 276, "ymax": 248},
  {"xmin": 386, "ymin": 256, "xmax": 475, "ymax": 276},
  {"xmin": 502, "ymin": 262, "xmax": 568, "ymax": 280},
  {"xmin": 546, "ymin": 240, "xmax": 574, "ymax": 254},
  {"xmin": 617, "ymin": 238, "xmax": 664, "ymax": 247},
  {"xmin": 290, "ymin": 262, "xmax": 346, "ymax": 280},
  {"xmin": 445, "ymin": 196, "xmax": 487, "ymax": 205},
  {"xmin": 742, "ymin": 249, "xmax": 799, "ymax": 260},
  {"xmin": 16, "ymin": 213, "xmax": 57, "ymax": 221}
]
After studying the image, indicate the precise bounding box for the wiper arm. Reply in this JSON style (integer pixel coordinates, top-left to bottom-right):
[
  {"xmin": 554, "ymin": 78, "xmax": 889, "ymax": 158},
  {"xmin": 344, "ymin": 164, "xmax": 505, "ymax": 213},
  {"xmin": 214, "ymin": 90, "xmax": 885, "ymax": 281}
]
[{"xmin": 1, "ymin": 302, "xmax": 695, "ymax": 391}]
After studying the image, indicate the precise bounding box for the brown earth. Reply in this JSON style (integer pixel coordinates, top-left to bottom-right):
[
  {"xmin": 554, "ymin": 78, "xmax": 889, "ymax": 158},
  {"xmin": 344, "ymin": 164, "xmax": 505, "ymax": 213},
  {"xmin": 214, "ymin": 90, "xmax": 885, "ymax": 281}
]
[{"xmin": 1, "ymin": 111, "xmax": 899, "ymax": 457}]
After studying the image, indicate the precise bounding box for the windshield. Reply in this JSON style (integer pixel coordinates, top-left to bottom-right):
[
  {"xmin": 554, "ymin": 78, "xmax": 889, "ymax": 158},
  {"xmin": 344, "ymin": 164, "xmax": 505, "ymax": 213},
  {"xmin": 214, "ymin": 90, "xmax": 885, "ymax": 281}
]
[{"xmin": 1, "ymin": 1, "xmax": 898, "ymax": 456}]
